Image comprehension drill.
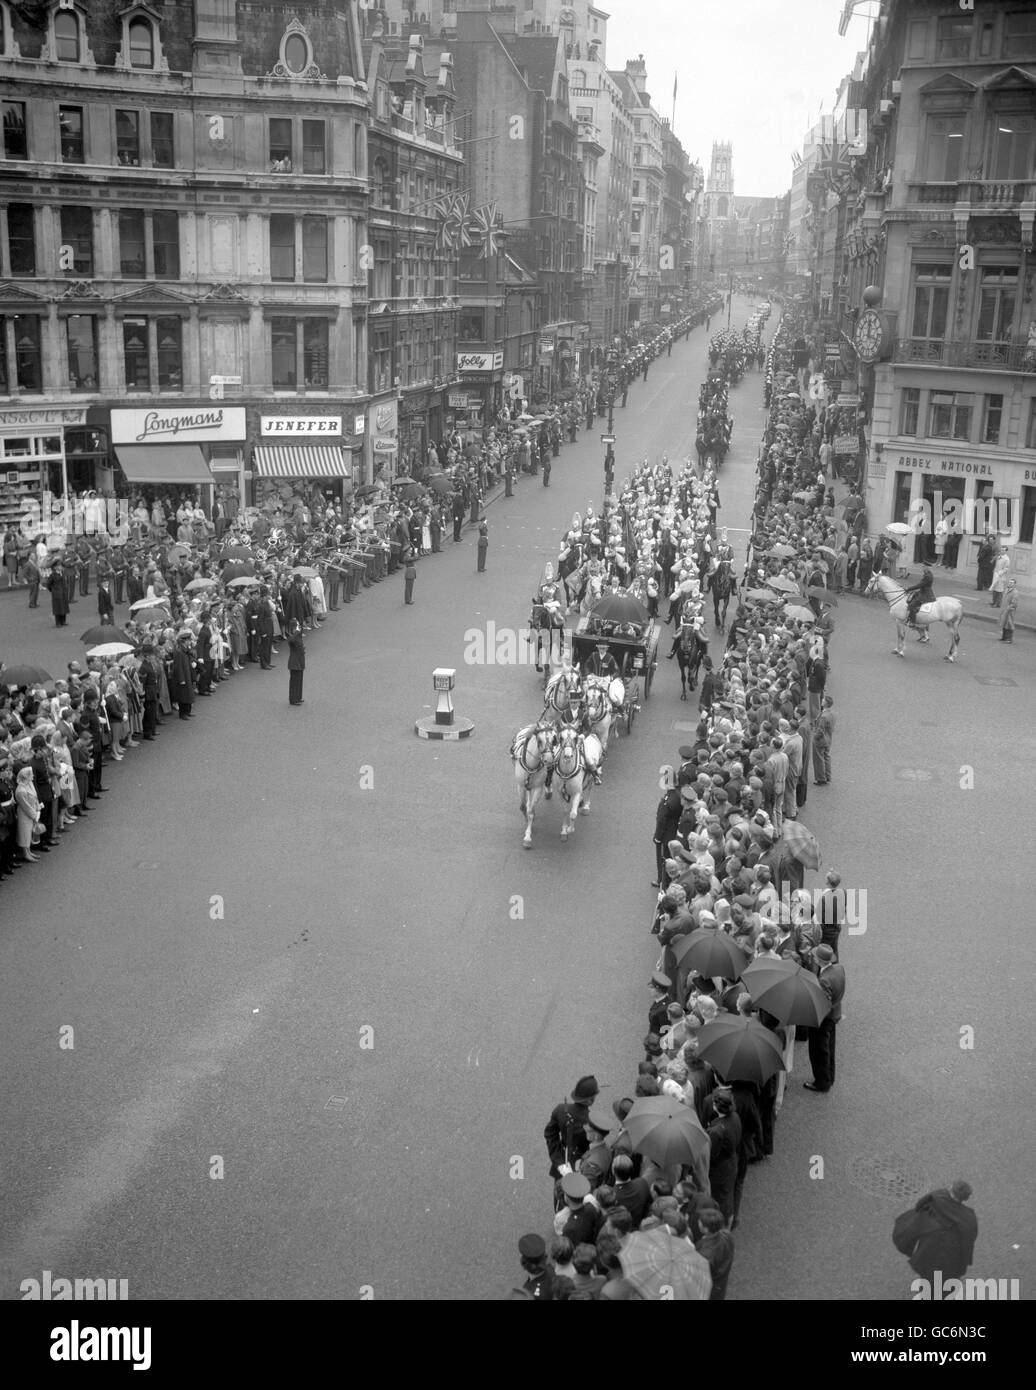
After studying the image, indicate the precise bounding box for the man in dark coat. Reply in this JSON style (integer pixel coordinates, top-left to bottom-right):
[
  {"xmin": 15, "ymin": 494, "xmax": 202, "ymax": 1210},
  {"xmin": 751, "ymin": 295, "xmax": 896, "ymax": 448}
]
[
  {"xmin": 245, "ymin": 591, "xmax": 261, "ymax": 662},
  {"xmin": 476, "ymin": 519, "xmax": 489, "ymax": 572},
  {"xmin": 168, "ymin": 635, "xmax": 196, "ymax": 719},
  {"xmin": 46, "ymin": 562, "xmax": 72, "ymax": 627},
  {"xmin": 706, "ymin": 1090, "xmax": 742, "ymax": 1225},
  {"xmin": 282, "ymin": 576, "xmax": 308, "ymax": 631},
  {"xmin": 451, "ymin": 492, "xmax": 465, "ymax": 543},
  {"xmin": 139, "ymin": 645, "xmax": 160, "ymax": 739},
  {"xmin": 195, "ymin": 616, "xmax": 214, "ymax": 694},
  {"xmin": 544, "ymin": 1075, "xmax": 599, "ymax": 1182},
  {"xmin": 900, "ymin": 1182, "xmax": 978, "ymax": 1283},
  {"xmin": 287, "ymin": 620, "xmax": 306, "ymax": 706},
  {"xmin": 804, "ymin": 945, "xmax": 844, "ymax": 1092},
  {"xmin": 256, "ymin": 588, "xmax": 276, "ymax": 669},
  {"xmin": 96, "ymin": 578, "xmax": 114, "ymax": 624}
]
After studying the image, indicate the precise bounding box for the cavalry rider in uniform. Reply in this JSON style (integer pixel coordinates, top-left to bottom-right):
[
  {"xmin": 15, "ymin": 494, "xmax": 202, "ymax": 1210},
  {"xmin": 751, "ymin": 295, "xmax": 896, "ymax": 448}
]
[
  {"xmin": 903, "ymin": 566, "xmax": 936, "ymax": 641},
  {"xmin": 714, "ymin": 528, "xmax": 733, "ymax": 568}
]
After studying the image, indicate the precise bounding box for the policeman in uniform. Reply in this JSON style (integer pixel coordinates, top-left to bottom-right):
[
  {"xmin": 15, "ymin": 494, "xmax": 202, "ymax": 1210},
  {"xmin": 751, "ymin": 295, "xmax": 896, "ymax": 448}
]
[
  {"xmin": 544, "ymin": 1075, "xmax": 599, "ymax": 1200},
  {"xmin": 516, "ymin": 1234, "xmax": 556, "ymax": 1301}
]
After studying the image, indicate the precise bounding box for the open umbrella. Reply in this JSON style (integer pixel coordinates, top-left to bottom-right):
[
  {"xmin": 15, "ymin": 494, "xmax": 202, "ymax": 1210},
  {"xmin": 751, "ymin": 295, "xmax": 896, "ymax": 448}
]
[
  {"xmin": 354, "ymin": 484, "xmax": 380, "ymax": 500},
  {"xmin": 185, "ymin": 577, "xmax": 217, "ymax": 592},
  {"xmin": 783, "ymin": 604, "xmax": 816, "ymax": 623},
  {"xmin": 588, "ymin": 592, "xmax": 650, "ymax": 626},
  {"xmin": 783, "ymin": 819, "xmax": 822, "ymax": 870},
  {"xmin": 130, "ymin": 597, "xmax": 169, "ymax": 611},
  {"xmin": 885, "ymin": 522, "xmax": 912, "ymax": 536},
  {"xmin": 225, "ymin": 576, "xmax": 258, "ymax": 590},
  {"xmin": 396, "ymin": 482, "xmax": 422, "ymax": 501},
  {"xmin": 814, "ymin": 546, "xmax": 838, "ymax": 561},
  {"xmin": 80, "ymin": 625, "xmax": 136, "ymax": 647},
  {"xmin": 765, "ymin": 575, "xmax": 800, "ymax": 595},
  {"xmin": 0, "ymin": 663, "xmax": 53, "ymax": 687},
  {"xmin": 220, "ymin": 544, "xmax": 254, "ymax": 561},
  {"xmin": 806, "ymin": 586, "xmax": 836, "ymax": 605},
  {"xmin": 87, "ymin": 642, "xmax": 136, "ymax": 659},
  {"xmin": 292, "ymin": 566, "xmax": 318, "ymax": 579},
  {"xmin": 744, "ymin": 588, "xmax": 779, "ymax": 604},
  {"xmin": 624, "ymin": 1096, "xmax": 710, "ymax": 1170},
  {"xmin": 221, "ymin": 562, "xmax": 256, "ymax": 583},
  {"xmin": 136, "ymin": 609, "xmax": 172, "ymax": 627},
  {"xmin": 741, "ymin": 958, "xmax": 831, "ymax": 1028},
  {"xmin": 671, "ymin": 927, "xmax": 746, "ymax": 981},
  {"xmin": 695, "ymin": 1015, "xmax": 786, "ymax": 1085},
  {"xmin": 619, "ymin": 1227, "xmax": 712, "ymax": 1301},
  {"xmin": 391, "ymin": 475, "xmax": 416, "ymax": 488},
  {"xmin": 765, "ymin": 543, "xmax": 796, "ymax": 559},
  {"xmin": 425, "ymin": 473, "xmax": 453, "ymax": 496}
]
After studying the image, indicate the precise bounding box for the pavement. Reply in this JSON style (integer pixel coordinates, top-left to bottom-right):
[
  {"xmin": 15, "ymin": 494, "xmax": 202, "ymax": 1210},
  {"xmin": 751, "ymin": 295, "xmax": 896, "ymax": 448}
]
[{"xmin": 0, "ymin": 298, "xmax": 1032, "ymax": 1302}]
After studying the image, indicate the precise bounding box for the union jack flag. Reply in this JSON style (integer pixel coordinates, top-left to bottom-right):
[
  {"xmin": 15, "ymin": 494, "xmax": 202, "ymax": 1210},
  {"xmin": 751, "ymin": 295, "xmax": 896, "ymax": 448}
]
[{"xmin": 468, "ymin": 202, "xmax": 500, "ymax": 257}]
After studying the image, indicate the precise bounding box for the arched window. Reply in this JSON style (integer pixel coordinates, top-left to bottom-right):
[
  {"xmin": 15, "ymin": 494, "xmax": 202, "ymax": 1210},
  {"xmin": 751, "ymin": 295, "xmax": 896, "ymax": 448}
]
[
  {"xmin": 55, "ymin": 11, "xmax": 80, "ymax": 63},
  {"xmin": 717, "ymin": 196, "xmax": 728, "ymax": 217},
  {"xmin": 128, "ymin": 17, "xmax": 154, "ymax": 69}
]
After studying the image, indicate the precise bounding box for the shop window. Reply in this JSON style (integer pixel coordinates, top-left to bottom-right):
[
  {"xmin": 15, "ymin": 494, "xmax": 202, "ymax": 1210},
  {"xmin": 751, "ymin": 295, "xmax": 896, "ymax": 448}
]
[
  {"xmin": 66, "ymin": 315, "xmax": 98, "ymax": 390},
  {"xmin": 982, "ymin": 393, "xmax": 1004, "ymax": 446},
  {"xmin": 60, "ymin": 105, "xmax": 85, "ymax": 163},
  {"xmin": 128, "ymin": 17, "xmax": 154, "ymax": 69},
  {"xmin": 899, "ymin": 387, "xmax": 920, "ymax": 436},
  {"xmin": 151, "ymin": 112, "xmax": 174, "ymax": 169},
  {"xmin": 60, "ymin": 206, "xmax": 94, "ymax": 277},
  {"xmin": 2, "ymin": 101, "xmax": 28, "ymax": 160},
  {"xmin": 927, "ymin": 391, "xmax": 973, "ymax": 441},
  {"xmin": 119, "ymin": 211, "xmax": 146, "ymax": 278},
  {"xmin": 303, "ymin": 320, "xmax": 328, "ymax": 387},
  {"xmin": 156, "ymin": 318, "xmax": 182, "ymax": 390},
  {"xmin": 54, "ymin": 11, "xmax": 81, "ymax": 63},
  {"xmin": 1020, "ymin": 486, "xmax": 1036, "ymax": 545},
  {"xmin": 6, "ymin": 204, "xmax": 36, "ymax": 276},
  {"xmin": 116, "ymin": 109, "xmax": 141, "ymax": 166},
  {"xmin": 13, "ymin": 315, "xmax": 42, "ymax": 392}
]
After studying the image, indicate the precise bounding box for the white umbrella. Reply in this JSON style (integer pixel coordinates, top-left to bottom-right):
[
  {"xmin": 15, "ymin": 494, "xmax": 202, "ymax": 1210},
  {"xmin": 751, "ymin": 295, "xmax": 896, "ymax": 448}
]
[
  {"xmin": 885, "ymin": 522, "xmax": 912, "ymax": 536},
  {"xmin": 87, "ymin": 642, "xmax": 136, "ymax": 658}
]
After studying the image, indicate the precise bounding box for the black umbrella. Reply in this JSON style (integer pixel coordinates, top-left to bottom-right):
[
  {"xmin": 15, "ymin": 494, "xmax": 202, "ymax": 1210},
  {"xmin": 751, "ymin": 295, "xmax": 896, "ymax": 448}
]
[
  {"xmin": 222, "ymin": 561, "xmax": 257, "ymax": 583},
  {"xmin": 80, "ymin": 625, "xmax": 137, "ymax": 647},
  {"xmin": 1, "ymin": 663, "xmax": 54, "ymax": 687},
  {"xmin": 220, "ymin": 544, "xmax": 254, "ymax": 561},
  {"xmin": 588, "ymin": 593, "xmax": 650, "ymax": 626}
]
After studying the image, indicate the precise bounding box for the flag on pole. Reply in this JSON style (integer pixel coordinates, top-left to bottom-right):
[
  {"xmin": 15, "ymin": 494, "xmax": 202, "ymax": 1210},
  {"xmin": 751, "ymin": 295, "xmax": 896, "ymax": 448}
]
[{"xmin": 673, "ymin": 72, "xmax": 678, "ymax": 100}]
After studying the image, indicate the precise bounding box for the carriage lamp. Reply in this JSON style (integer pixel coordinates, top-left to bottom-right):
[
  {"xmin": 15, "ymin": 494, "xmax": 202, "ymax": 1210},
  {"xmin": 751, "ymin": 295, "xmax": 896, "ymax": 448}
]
[{"xmin": 432, "ymin": 667, "xmax": 455, "ymax": 725}]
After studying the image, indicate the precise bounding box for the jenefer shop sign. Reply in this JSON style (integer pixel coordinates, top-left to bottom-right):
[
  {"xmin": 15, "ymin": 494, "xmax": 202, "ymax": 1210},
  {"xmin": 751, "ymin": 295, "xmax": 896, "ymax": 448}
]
[
  {"xmin": 111, "ymin": 407, "xmax": 246, "ymax": 445},
  {"xmin": 456, "ymin": 352, "xmax": 503, "ymax": 373},
  {"xmin": 260, "ymin": 416, "xmax": 342, "ymax": 436}
]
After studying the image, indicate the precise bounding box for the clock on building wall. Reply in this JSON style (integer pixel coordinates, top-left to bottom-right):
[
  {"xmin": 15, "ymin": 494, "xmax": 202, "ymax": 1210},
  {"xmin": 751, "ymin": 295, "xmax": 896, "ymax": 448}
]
[{"xmin": 853, "ymin": 308, "xmax": 887, "ymax": 363}]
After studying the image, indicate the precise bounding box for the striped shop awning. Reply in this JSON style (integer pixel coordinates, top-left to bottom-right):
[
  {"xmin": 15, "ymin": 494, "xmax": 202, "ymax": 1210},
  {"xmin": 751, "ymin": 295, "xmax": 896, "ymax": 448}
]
[{"xmin": 252, "ymin": 445, "xmax": 351, "ymax": 478}]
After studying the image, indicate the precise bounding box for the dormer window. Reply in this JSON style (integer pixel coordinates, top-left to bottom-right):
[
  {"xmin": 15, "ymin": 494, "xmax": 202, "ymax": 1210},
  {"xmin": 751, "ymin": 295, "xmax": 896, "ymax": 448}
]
[
  {"xmin": 128, "ymin": 17, "xmax": 154, "ymax": 68},
  {"xmin": 55, "ymin": 11, "xmax": 81, "ymax": 62},
  {"xmin": 284, "ymin": 32, "xmax": 309, "ymax": 75}
]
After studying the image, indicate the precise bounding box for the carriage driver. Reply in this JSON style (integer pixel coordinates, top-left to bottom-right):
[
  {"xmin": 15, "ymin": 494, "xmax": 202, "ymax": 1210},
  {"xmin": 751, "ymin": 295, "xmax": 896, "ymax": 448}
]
[
  {"xmin": 903, "ymin": 566, "xmax": 935, "ymax": 637},
  {"xmin": 585, "ymin": 641, "xmax": 621, "ymax": 680}
]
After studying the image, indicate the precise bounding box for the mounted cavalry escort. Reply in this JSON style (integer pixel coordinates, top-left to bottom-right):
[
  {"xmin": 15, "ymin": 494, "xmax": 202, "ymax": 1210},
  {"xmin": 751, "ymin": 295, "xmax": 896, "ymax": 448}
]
[{"xmin": 866, "ymin": 569, "xmax": 964, "ymax": 661}]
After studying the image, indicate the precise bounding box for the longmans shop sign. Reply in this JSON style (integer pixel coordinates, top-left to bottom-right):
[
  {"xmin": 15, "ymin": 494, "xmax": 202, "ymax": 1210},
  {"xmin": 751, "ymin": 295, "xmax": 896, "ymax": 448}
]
[{"xmin": 111, "ymin": 407, "xmax": 246, "ymax": 446}]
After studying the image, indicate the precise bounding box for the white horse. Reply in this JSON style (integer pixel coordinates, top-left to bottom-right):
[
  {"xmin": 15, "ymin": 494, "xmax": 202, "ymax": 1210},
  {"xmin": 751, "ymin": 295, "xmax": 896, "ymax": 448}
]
[
  {"xmin": 866, "ymin": 572, "xmax": 964, "ymax": 661},
  {"xmin": 511, "ymin": 722, "xmax": 558, "ymax": 849},
  {"xmin": 542, "ymin": 668, "xmax": 585, "ymax": 725},
  {"xmin": 553, "ymin": 725, "xmax": 604, "ymax": 839},
  {"xmin": 583, "ymin": 674, "xmax": 625, "ymax": 751}
]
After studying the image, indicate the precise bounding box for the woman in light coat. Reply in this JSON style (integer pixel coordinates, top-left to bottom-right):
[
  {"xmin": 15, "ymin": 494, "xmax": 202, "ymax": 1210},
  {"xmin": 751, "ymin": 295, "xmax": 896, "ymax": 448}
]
[
  {"xmin": 990, "ymin": 551, "xmax": 1010, "ymax": 608},
  {"xmin": 14, "ymin": 766, "xmax": 41, "ymax": 862}
]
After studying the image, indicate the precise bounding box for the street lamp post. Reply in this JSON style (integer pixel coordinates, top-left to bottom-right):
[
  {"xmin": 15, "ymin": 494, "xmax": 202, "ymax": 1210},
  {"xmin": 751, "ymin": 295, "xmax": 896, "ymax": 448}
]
[{"xmin": 603, "ymin": 349, "xmax": 617, "ymax": 495}]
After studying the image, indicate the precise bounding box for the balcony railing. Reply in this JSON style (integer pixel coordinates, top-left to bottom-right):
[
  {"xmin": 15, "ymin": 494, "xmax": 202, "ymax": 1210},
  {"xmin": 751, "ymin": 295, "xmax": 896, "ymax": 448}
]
[
  {"xmin": 907, "ymin": 179, "xmax": 1036, "ymax": 207},
  {"xmin": 893, "ymin": 337, "xmax": 1036, "ymax": 372}
]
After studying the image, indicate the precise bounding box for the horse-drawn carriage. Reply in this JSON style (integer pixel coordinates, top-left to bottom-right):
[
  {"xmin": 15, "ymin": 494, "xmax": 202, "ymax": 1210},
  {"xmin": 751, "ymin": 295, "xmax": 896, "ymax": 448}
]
[{"xmin": 571, "ymin": 606, "xmax": 660, "ymax": 734}]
